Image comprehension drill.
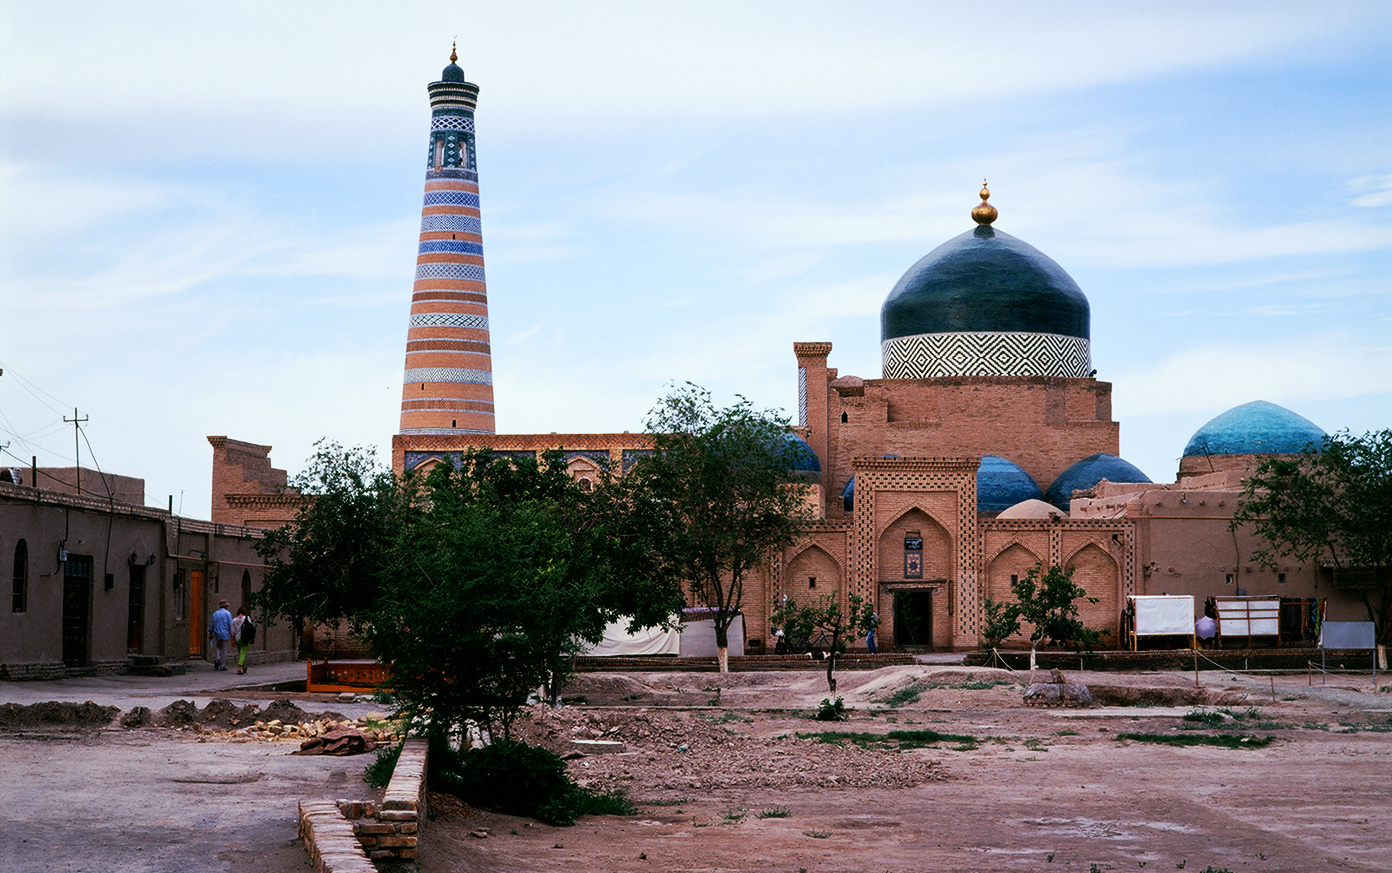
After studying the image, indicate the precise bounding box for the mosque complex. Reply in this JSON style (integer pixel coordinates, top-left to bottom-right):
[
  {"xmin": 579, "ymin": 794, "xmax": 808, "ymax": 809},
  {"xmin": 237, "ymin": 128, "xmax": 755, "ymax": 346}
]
[{"xmin": 351, "ymin": 51, "xmax": 1364, "ymax": 653}]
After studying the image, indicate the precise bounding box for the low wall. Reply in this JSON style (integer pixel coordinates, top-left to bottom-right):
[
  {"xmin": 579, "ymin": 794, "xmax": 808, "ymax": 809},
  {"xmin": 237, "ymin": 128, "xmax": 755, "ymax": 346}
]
[{"xmin": 298, "ymin": 738, "xmax": 428, "ymax": 870}]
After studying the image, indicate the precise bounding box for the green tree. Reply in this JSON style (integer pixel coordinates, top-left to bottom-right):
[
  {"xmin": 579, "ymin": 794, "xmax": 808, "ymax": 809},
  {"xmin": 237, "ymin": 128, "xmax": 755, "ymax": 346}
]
[
  {"xmin": 987, "ymin": 564, "xmax": 1102, "ymax": 671},
  {"xmin": 254, "ymin": 440, "xmax": 405, "ymax": 636},
  {"xmin": 1233, "ymin": 429, "xmax": 1392, "ymax": 662},
  {"xmin": 770, "ymin": 592, "xmax": 877, "ymax": 695},
  {"xmin": 257, "ymin": 444, "xmax": 683, "ymax": 738},
  {"xmin": 632, "ymin": 384, "xmax": 817, "ymax": 672}
]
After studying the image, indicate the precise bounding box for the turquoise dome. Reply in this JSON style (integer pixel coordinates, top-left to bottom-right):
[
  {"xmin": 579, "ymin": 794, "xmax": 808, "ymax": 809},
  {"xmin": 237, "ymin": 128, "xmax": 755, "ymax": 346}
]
[
  {"xmin": 843, "ymin": 456, "xmax": 1041, "ymax": 513},
  {"xmin": 881, "ymin": 225, "xmax": 1089, "ymax": 343},
  {"xmin": 1183, "ymin": 401, "xmax": 1325, "ymax": 458},
  {"xmin": 1045, "ymin": 454, "xmax": 1151, "ymax": 511},
  {"xmin": 978, "ymin": 455, "xmax": 1045, "ymax": 512},
  {"xmin": 441, "ymin": 61, "xmax": 466, "ymax": 83}
]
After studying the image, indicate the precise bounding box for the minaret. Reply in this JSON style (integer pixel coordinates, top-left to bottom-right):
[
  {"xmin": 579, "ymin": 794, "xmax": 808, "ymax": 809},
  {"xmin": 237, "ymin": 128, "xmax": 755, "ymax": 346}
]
[{"xmin": 398, "ymin": 44, "xmax": 495, "ymax": 435}]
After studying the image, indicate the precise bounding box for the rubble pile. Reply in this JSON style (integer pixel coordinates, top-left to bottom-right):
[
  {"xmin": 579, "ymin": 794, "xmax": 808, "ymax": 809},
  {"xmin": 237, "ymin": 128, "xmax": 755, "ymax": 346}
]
[{"xmin": 510, "ymin": 705, "xmax": 947, "ymax": 792}]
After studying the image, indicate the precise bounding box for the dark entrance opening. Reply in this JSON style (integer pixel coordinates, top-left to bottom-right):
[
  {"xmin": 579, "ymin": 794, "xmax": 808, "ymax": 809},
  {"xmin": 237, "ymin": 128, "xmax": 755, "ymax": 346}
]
[
  {"xmin": 894, "ymin": 589, "xmax": 934, "ymax": 651},
  {"xmin": 127, "ymin": 564, "xmax": 145, "ymax": 654},
  {"xmin": 63, "ymin": 555, "xmax": 93, "ymax": 666}
]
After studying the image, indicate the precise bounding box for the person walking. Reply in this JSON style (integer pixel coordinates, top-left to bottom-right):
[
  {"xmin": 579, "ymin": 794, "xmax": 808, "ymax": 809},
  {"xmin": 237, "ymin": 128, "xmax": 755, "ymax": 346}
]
[
  {"xmin": 209, "ymin": 599, "xmax": 233, "ymax": 671},
  {"xmin": 230, "ymin": 606, "xmax": 254, "ymax": 674}
]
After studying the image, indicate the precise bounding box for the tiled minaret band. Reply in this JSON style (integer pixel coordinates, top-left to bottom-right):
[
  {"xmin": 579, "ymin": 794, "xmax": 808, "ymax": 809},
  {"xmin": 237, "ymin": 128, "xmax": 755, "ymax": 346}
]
[{"xmin": 398, "ymin": 46, "xmax": 495, "ymax": 435}]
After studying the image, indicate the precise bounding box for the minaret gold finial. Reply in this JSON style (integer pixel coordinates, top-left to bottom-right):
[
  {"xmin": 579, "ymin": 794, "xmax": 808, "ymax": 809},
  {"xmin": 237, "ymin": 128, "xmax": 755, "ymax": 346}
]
[
  {"xmin": 450, "ymin": 40, "xmax": 458, "ymax": 63},
  {"xmin": 971, "ymin": 179, "xmax": 998, "ymax": 226}
]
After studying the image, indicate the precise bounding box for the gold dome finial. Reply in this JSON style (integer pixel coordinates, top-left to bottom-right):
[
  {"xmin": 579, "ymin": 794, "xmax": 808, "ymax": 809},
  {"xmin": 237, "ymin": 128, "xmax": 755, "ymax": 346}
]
[
  {"xmin": 971, "ymin": 179, "xmax": 998, "ymax": 226},
  {"xmin": 450, "ymin": 40, "xmax": 458, "ymax": 63}
]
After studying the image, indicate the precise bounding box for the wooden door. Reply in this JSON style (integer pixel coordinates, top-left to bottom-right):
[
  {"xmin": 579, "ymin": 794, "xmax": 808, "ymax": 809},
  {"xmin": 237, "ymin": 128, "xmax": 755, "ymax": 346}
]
[
  {"xmin": 62, "ymin": 555, "xmax": 92, "ymax": 665},
  {"xmin": 126, "ymin": 565, "xmax": 145, "ymax": 654},
  {"xmin": 188, "ymin": 569, "xmax": 205, "ymax": 656}
]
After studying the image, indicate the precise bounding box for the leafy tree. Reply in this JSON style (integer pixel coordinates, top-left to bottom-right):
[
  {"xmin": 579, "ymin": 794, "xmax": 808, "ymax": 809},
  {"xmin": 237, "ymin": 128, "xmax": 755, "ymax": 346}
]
[
  {"xmin": 256, "ymin": 444, "xmax": 683, "ymax": 739},
  {"xmin": 986, "ymin": 564, "xmax": 1102, "ymax": 671},
  {"xmin": 632, "ymin": 384, "xmax": 817, "ymax": 672},
  {"xmin": 254, "ymin": 441, "xmax": 405, "ymax": 637},
  {"xmin": 368, "ymin": 448, "xmax": 683, "ymax": 738},
  {"xmin": 1233, "ymin": 429, "xmax": 1392, "ymax": 660},
  {"xmin": 770, "ymin": 592, "xmax": 877, "ymax": 695},
  {"xmin": 978, "ymin": 595, "xmax": 1019, "ymax": 652}
]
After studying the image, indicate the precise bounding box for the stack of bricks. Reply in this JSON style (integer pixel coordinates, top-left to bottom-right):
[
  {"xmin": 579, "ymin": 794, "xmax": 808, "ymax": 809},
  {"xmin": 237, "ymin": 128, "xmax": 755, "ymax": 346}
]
[{"xmin": 297, "ymin": 800, "xmax": 375, "ymax": 873}]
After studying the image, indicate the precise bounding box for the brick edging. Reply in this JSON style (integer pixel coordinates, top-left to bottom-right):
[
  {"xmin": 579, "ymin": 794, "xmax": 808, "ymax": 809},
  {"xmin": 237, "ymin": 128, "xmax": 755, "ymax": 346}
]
[{"xmin": 299, "ymin": 738, "xmax": 429, "ymax": 869}]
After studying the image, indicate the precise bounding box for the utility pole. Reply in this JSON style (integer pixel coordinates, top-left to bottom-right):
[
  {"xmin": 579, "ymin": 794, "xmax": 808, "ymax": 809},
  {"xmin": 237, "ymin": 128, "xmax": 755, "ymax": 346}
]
[{"xmin": 64, "ymin": 407, "xmax": 88, "ymax": 495}]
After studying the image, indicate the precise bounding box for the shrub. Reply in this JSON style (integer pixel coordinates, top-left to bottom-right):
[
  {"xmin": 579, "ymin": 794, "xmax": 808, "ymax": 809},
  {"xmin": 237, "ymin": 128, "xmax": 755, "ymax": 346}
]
[
  {"xmin": 363, "ymin": 741, "xmax": 403, "ymax": 789},
  {"xmin": 816, "ymin": 697, "xmax": 847, "ymax": 721},
  {"xmin": 430, "ymin": 737, "xmax": 636, "ymax": 826}
]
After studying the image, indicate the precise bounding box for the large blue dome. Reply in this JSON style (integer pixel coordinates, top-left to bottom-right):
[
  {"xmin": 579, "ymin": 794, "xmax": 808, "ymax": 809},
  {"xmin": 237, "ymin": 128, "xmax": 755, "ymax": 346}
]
[
  {"xmin": 881, "ymin": 225, "xmax": 1090, "ymax": 343},
  {"xmin": 1045, "ymin": 453, "xmax": 1151, "ymax": 511},
  {"xmin": 1183, "ymin": 401, "xmax": 1325, "ymax": 458},
  {"xmin": 978, "ymin": 455, "xmax": 1045, "ymax": 512}
]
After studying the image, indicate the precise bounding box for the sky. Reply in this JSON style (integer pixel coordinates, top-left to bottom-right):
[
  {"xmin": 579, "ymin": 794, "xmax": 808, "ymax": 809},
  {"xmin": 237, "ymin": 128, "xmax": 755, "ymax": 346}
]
[{"xmin": 2, "ymin": 1, "xmax": 1390, "ymax": 518}]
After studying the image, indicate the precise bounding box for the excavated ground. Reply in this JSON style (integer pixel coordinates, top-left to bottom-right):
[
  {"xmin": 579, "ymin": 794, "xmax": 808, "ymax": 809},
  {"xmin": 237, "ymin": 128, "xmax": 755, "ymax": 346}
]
[{"xmin": 422, "ymin": 666, "xmax": 1392, "ymax": 873}]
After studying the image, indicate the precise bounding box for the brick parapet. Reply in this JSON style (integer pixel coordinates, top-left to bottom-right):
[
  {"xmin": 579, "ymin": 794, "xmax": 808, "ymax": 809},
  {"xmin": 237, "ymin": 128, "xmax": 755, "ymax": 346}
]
[{"xmin": 298, "ymin": 800, "xmax": 376, "ymax": 873}]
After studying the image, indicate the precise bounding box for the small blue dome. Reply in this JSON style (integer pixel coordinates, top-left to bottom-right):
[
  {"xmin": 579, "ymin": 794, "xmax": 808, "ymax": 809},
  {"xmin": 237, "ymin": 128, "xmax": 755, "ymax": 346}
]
[
  {"xmin": 441, "ymin": 62, "xmax": 466, "ymax": 83},
  {"xmin": 1045, "ymin": 453, "xmax": 1151, "ymax": 511},
  {"xmin": 1183, "ymin": 401, "xmax": 1325, "ymax": 458},
  {"xmin": 978, "ymin": 455, "xmax": 1044, "ymax": 513}
]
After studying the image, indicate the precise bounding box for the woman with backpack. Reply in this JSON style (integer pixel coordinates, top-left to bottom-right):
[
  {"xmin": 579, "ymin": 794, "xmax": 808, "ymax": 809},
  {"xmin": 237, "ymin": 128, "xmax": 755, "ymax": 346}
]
[{"xmin": 230, "ymin": 606, "xmax": 256, "ymax": 675}]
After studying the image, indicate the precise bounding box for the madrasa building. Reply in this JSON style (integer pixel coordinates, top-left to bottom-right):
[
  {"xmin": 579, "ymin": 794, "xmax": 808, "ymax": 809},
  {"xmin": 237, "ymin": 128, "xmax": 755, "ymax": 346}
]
[{"xmin": 340, "ymin": 54, "xmax": 1365, "ymax": 652}]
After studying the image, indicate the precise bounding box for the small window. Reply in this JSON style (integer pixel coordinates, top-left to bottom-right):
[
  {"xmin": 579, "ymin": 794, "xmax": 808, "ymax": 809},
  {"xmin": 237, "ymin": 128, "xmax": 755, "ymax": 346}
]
[
  {"xmin": 578, "ymin": 477, "xmax": 594, "ymax": 493},
  {"xmin": 841, "ymin": 412, "xmax": 848, "ymax": 423},
  {"xmin": 434, "ymin": 140, "xmax": 445, "ymax": 169},
  {"xmin": 808, "ymin": 576, "xmax": 816, "ymax": 589},
  {"xmin": 1010, "ymin": 574, "xmax": 1018, "ymax": 586},
  {"xmin": 1277, "ymin": 573, "xmax": 1286, "ymax": 584},
  {"xmin": 1225, "ymin": 574, "xmax": 1235, "ymax": 585},
  {"xmin": 12, "ymin": 539, "xmax": 27, "ymax": 613}
]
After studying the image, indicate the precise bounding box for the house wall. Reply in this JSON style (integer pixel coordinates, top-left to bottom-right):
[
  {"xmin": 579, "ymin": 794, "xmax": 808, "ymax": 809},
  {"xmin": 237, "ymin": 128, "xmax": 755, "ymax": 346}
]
[{"xmin": 1, "ymin": 480, "xmax": 297, "ymax": 677}]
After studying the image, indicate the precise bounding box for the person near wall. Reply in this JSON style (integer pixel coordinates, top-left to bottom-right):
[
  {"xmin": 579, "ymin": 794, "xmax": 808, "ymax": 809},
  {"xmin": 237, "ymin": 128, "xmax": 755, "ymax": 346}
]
[
  {"xmin": 866, "ymin": 612, "xmax": 880, "ymax": 654},
  {"xmin": 230, "ymin": 606, "xmax": 254, "ymax": 675},
  {"xmin": 209, "ymin": 599, "xmax": 233, "ymax": 671}
]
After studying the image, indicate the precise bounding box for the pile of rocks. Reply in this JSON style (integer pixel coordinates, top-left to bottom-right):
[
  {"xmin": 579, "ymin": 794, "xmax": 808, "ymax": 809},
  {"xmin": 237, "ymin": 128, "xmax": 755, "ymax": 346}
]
[{"xmin": 1023, "ymin": 669, "xmax": 1093, "ymax": 708}]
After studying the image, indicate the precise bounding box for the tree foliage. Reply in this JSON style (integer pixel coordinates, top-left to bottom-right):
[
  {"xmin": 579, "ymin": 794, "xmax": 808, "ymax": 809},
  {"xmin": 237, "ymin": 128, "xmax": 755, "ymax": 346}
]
[
  {"xmin": 984, "ymin": 564, "xmax": 1102, "ymax": 668},
  {"xmin": 1233, "ymin": 429, "xmax": 1392, "ymax": 645},
  {"xmin": 256, "ymin": 444, "xmax": 684, "ymax": 738},
  {"xmin": 254, "ymin": 440, "xmax": 404, "ymax": 632},
  {"xmin": 770, "ymin": 592, "xmax": 877, "ymax": 695},
  {"xmin": 632, "ymin": 383, "xmax": 817, "ymax": 670}
]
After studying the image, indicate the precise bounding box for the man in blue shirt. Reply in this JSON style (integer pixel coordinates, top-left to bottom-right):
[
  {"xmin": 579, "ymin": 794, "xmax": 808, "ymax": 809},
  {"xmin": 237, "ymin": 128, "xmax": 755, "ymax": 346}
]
[{"xmin": 209, "ymin": 599, "xmax": 233, "ymax": 671}]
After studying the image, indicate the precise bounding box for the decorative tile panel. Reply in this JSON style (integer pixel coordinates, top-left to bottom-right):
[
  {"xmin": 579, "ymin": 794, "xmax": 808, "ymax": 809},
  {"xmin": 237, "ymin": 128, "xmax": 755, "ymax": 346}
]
[
  {"xmin": 414, "ymin": 263, "xmax": 486, "ymax": 282},
  {"xmin": 418, "ymin": 240, "xmax": 485, "ymax": 255},
  {"xmin": 622, "ymin": 449, "xmax": 655, "ymax": 473},
  {"xmin": 431, "ymin": 116, "xmax": 476, "ymax": 132},
  {"xmin": 408, "ymin": 313, "xmax": 488, "ymax": 330},
  {"xmin": 882, "ymin": 331, "xmax": 1090, "ymax": 379},
  {"xmin": 402, "ymin": 367, "xmax": 493, "ymax": 385},
  {"xmin": 423, "ymin": 191, "xmax": 481, "ymax": 208},
  {"xmin": 420, "ymin": 215, "xmax": 483, "ymax": 234}
]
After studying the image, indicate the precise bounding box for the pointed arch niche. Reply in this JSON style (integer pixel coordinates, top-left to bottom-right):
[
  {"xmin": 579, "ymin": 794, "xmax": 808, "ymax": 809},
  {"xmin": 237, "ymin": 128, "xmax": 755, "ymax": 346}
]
[
  {"xmin": 1066, "ymin": 543, "xmax": 1121, "ymax": 643},
  {"xmin": 985, "ymin": 543, "xmax": 1041, "ymax": 605},
  {"xmin": 785, "ymin": 545, "xmax": 841, "ymax": 606}
]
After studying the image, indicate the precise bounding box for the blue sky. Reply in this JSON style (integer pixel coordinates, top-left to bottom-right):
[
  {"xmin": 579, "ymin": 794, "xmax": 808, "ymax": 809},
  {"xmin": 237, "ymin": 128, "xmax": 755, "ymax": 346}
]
[{"xmin": 2, "ymin": 2, "xmax": 1390, "ymax": 517}]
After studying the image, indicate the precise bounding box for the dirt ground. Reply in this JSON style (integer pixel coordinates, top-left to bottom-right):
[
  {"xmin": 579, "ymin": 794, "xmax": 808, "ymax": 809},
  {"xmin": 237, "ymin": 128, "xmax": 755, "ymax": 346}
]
[
  {"xmin": 2, "ymin": 664, "xmax": 1388, "ymax": 872},
  {"xmin": 420, "ymin": 666, "xmax": 1392, "ymax": 873}
]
